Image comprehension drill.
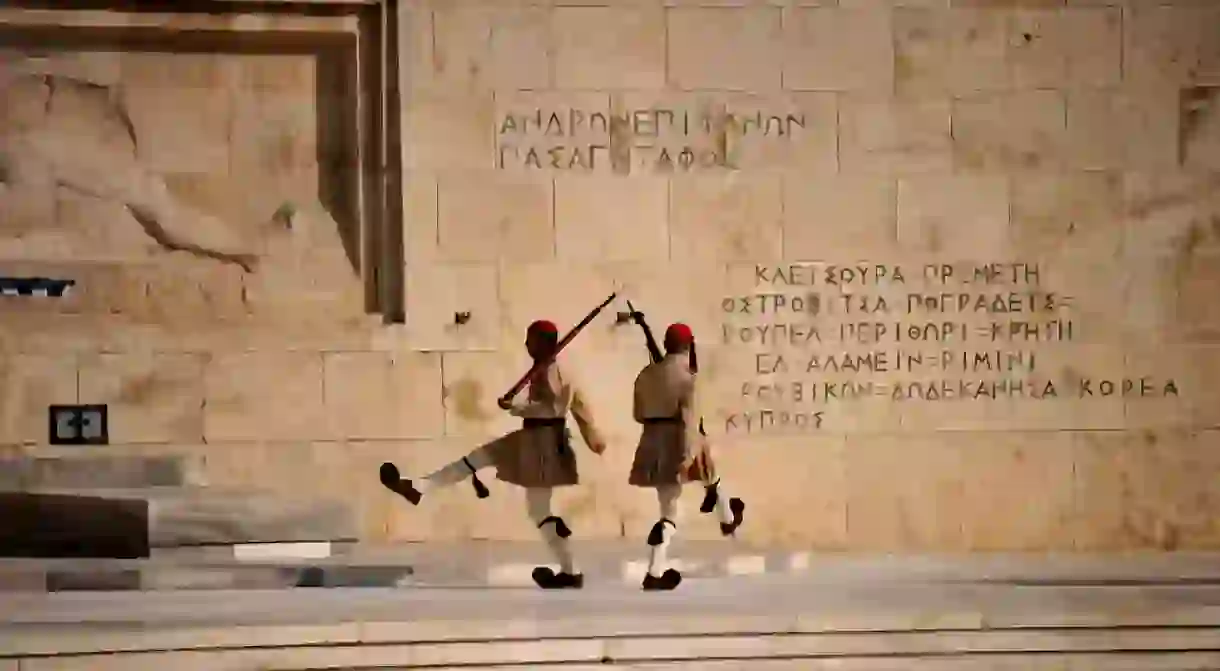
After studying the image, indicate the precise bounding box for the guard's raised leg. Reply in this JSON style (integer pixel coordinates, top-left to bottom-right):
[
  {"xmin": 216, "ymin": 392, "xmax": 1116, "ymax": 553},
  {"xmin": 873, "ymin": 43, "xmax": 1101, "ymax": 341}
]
[
  {"xmin": 380, "ymin": 442, "xmax": 496, "ymax": 505},
  {"xmin": 527, "ymin": 487, "xmax": 583, "ymax": 589}
]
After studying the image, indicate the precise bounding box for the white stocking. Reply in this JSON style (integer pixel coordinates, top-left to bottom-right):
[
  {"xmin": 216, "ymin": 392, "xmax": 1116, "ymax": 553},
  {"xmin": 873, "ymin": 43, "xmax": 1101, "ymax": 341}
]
[
  {"xmin": 712, "ymin": 479, "xmax": 736, "ymax": 526},
  {"xmin": 647, "ymin": 485, "xmax": 681, "ymax": 577},
  {"xmin": 418, "ymin": 443, "xmax": 495, "ymax": 493},
  {"xmin": 526, "ymin": 487, "xmax": 576, "ymax": 574}
]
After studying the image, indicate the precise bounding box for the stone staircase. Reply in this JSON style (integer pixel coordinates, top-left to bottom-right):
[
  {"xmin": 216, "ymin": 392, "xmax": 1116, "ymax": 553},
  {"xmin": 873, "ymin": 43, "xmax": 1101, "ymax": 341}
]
[
  {"xmin": 0, "ymin": 453, "xmax": 356, "ymax": 557},
  {"xmin": 5, "ymin": 585, "xmax": 1220, "ymax": 670}
]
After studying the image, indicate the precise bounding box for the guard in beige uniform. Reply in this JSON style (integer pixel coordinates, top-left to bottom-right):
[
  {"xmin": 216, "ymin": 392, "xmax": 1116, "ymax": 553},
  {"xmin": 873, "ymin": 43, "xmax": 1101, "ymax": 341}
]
[
  {"xmin": 380, "ymin": 320, "xmax": 606, "ymax": 590},
  {"xmin": 630, "ymin": 323, "xmax": 744, "ymax": 591}
]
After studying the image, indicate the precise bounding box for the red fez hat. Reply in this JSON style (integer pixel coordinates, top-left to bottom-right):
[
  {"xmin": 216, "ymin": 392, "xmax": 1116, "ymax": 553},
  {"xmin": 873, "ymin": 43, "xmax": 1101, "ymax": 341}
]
[
  {"xmin": 528, "ymin": 320, "xmax": 558, "ymax": 335},
  {"xmin": 664, "ymin": 323, "xmax": 694, "ymax": 346}
]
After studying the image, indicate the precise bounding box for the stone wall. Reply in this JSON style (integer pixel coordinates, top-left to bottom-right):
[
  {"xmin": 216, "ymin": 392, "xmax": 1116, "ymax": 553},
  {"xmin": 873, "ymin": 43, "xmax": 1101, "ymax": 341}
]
[{"xmin": 2, "ymin": 0, "xmax": 1219, "ymax": 551}]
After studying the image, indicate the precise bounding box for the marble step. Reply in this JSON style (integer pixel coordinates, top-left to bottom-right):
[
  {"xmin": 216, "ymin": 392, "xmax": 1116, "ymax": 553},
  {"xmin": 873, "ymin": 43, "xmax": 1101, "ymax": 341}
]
[
  {"xmin": 17, "ymin": 487, "xmax": 357, "ymax": 547},
  {"xmin": 0, "ymin": 492, "xmax": 149, "ymax": 558},
  {"xmin": 0, "ymin": 454, "xmax": 198, "ymax": 490},
  {"xmin": 3, "ymin": 485, "xmax": 356, "ymax": 553}
]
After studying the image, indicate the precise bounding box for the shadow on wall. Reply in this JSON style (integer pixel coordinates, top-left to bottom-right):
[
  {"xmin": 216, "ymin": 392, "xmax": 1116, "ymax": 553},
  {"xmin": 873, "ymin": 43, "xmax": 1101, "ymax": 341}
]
[
  {"xmin": 0, "ymin": 21, "xmax": 365, "ymax": 282},
  {"xmin": 314, "ymin": 46, "xmax": 361, "ymax": 276}
]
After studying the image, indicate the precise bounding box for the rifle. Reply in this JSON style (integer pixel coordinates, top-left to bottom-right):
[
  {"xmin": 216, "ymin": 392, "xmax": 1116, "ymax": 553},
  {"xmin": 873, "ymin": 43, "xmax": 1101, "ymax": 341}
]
[
  {"xmin": 499, "ymin": 292, "xmax": 617, "ymax": 406},
  {"xmin": 626, "ymin": 301, "xmax": 706, "ymax": 437},
  {"xmin": 626, "ymin": 300, "xmax": 663, "ymax": 365}
]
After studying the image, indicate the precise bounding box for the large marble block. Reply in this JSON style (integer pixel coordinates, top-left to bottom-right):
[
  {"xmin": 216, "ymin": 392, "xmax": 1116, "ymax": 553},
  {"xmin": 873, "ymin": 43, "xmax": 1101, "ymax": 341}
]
[{"xmin": 0, "ymin": 492, "xmax": 149, "ymax": 559}]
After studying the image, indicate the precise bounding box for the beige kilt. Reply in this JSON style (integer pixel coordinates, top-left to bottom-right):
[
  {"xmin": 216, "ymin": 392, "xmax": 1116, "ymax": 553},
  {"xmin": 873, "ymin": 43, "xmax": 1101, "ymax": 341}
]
[
  {"xmin": 628, "ymin": 422, "xmax": 716, "ymax": 488},
  {"xmin": 486, "ymin": 423, "xmax": 579, "ymax": 488}
]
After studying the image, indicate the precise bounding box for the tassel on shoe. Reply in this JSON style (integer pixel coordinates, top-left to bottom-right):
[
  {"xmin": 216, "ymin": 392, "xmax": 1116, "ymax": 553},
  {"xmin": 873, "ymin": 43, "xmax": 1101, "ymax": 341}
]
[{"xmin": 463, "ymin": 457, "xmax": 490, "ymax": 499}]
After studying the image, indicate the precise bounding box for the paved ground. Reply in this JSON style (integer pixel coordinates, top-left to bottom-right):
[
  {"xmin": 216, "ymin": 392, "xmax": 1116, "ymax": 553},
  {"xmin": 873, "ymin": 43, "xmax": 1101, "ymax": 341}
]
[
  {"xmin": 6, "ymin": 554, "xmax": 1220, "ymax": 668},
  {"xmin": 6, "ymin": 574, "xmax": 1220, "ymax": 666}
]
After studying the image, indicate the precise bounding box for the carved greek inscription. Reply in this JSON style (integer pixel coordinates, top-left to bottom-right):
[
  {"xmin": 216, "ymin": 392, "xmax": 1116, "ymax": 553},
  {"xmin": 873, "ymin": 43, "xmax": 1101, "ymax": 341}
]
[
  {"xmin": 718, "ymin": 261, "xmax": 1179, "ymax": 433},
  {"xmin": 495, "ymin": 106, "xmax": 807, "ymax": 174}
]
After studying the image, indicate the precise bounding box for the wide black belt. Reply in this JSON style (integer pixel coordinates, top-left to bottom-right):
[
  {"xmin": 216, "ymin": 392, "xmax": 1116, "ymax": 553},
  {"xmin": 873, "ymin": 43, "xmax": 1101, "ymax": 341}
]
[
  {"xmin": 522, "ymin": 417, "xmax": 566, "ymax": 428},
  {"xmin": 640, "ymin": 416, "xmax": 682, "ymax": 425}
]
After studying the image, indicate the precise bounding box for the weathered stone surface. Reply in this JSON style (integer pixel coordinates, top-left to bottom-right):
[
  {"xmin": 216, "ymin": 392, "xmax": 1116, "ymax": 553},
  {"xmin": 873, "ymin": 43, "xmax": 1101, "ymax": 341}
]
[
  {"xmin": 1123, "ymin": 171, "xmax": 1220, "ymax": 259},
  {"xmin": 783, "ymin": 8, "xmax": 894, "ymax": 93},
  {"xmin": 839, "ymin": 96, "xmax": 952, "ymax": 175},
  {"xmin": 669, "ymin": 175, "xmax": 782, "ymax": 262},
  {"xmin": 553, "ymin": 176, "xmax": 669, "ymax": 262},
  {"xmin": 0, "ymin": 455, "xmax": 191, "ymax": 490},
  {"xmin": 1065, "ymin": 87, "xmax": 1180, "ymax": 170},
  {"xmin": 1182, "ymin": 87, "xmax": 1220, "ymax": 171},
  {"xmin": 952, "ymin": 90, "xmax": 1067, "ymax": 172},
  {"xmin": 203, "ymin": 352, "xmax": 329, "ymax": 442},
  {"xmin": 668, "ymin": 7, "xmax": 782, "ymax": 91},
  {"xmin": 1123, "ymin": 6, "xmax": 1220, "ymax": 87},
  {"xmin": 1009, "ymin": 171, "xmax": 1124, "ymax": 258},
  {"xmin": 404, "ymin": 263, "xmax": 502, "ymax": 351},
  {"xmin": 77, "ymin": 353, "xmax": 206, "ymax": 444},
  {"xmin": 404, "ymin": 93, "xmax": 495, "ymax": 171},
  {"xmin": 1008, "ymin": 8, "xmax": 1122, "ymax": 89},
  {"xmin": 1073, "ymin": 430, "xmax": 1220, "ymax": 550},
  {"xmin": 497, "ymin": 261, "xmax": 620, "ymax": 351},
  {"xmin": 144, "ymin": 488, "xmax": 356, "ymax": 546},
  {"xmin": 783, "ymin": 174, "xmax": 898, "ymax": 259},
  {"xmin": 0, "ymin": 352, "xmax": 78, "ymax": 445},
  {"xmin": 554, "ymin": 6, "xmax": 665, "ymax": 90},
  {"xmin": 896, "ymin": 174, "xmax": 1009, "ymax": 257},
  {"xmin": 433, "ymin": 173, "xmax": 554, "ymax": 262},
  {"xmin": 425, "ymin": 6, "xmax": 551, "ymax": 92},
  {"xmin": 323, "ymin": 351, "xmax": 445, "ymax": 440},
  {"xmin": 893, "ymin": 8, "xmax": 1009, "ymax": 95}
]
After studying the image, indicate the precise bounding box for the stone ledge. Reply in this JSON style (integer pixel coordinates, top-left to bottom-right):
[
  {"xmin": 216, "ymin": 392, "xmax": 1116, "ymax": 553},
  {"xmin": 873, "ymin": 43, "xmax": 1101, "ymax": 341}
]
[
  {"xmin": 0, "ymin": 455, "xmax": 195, "ymax": 490},
  {"xmin": 0, "ymin": 493, "xmax": 149, "ymax": 559},
  {"xmin": 8, "ymin": 487, "xmax": 358, "ymax": 547}
]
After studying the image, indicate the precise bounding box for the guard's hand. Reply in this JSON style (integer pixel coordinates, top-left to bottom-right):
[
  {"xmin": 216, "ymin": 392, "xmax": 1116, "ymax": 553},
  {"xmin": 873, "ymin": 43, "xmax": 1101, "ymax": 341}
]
[
  {"xmin": 678, "ymin": 452, "xmax": 697, "ymax": 480},
  {"xmin": 496, "ymin": 396, "xmax": 514, "ymax": 411},
  {"xmin": 630, "ymin": 310, "xmax": 645, "ymax": 324}
]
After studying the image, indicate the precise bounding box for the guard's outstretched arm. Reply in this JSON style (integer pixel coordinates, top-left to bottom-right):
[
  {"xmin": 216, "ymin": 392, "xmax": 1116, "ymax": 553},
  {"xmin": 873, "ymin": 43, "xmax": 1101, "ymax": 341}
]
[{"xmin": 568, "ymin": 380, "xmax": 606, "ymax": 454}]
